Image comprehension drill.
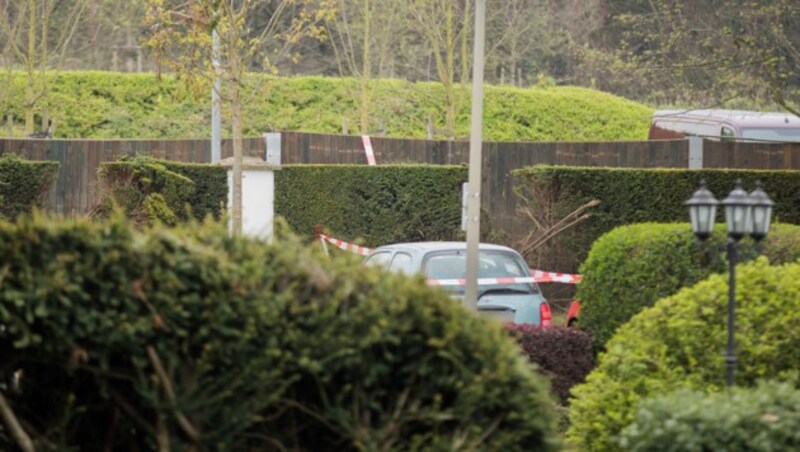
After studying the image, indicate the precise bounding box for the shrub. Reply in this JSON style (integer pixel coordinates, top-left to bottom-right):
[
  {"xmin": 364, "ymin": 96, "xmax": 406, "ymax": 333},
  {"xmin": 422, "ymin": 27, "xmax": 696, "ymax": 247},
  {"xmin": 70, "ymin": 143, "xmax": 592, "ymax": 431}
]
[
  {"xmin": 276, "ymin": 164, "xmax": 467, "ymax": 245},
  {"xmin": 98, "ymin": 155, "xmax": 227, "ymax": 224},
  {"xmin": 567, "ymin": 258, "xmax": 800, "ymax": 451},
  {"xmin": 0, "ymin": 154, "xmax": 58, "ymax": 219},
  {"xmin": 578, "ymin": 223, "xmax": 800, "ymax": 348},
  {"xmin": 0, "ymin": 215, "xmax": 559, "ymax": 450},
  {"xmin": 512, "ymin": 165, "xmax": 800, "ymax": 272},
  {"xmin": 619, "ymin": 381, "xmax": 800, "ymax": 451},
  {"xmin": 507, "ymin": 325, "xmax": 595, "ymax": 404}
]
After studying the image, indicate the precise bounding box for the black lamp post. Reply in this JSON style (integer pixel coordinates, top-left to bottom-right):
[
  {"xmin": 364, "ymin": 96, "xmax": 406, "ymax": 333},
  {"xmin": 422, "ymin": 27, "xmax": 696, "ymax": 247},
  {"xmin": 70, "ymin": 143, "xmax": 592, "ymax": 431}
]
[{"xmin": 685, "ymin": 179, "xmax": 773, "ymax": 388}]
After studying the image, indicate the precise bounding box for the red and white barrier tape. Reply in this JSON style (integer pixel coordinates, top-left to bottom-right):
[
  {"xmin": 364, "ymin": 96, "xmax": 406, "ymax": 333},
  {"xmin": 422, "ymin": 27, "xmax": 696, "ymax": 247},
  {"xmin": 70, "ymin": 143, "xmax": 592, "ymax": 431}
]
[
  {"xmin": 315, "ymin": 229, "xmax": 581, "ymax": 284},
  {"xmin": 319, "ymin": 233, "xmax": 373, "ymax": 256},
  {"xmin": 362, "ymin": 135, "xmax": 377, "ymax": 166},
  {"xmin": 427, "ymin": 277, "xmax": 539, "ymax": 286},
  {"xmin": 529, "ymin": 270, "xmax": 582, "ymax": 284}
]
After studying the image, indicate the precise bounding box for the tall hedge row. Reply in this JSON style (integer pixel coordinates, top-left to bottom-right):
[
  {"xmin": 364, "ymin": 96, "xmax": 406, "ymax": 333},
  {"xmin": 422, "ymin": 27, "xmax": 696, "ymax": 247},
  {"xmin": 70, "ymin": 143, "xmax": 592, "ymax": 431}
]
[
  {"xmin": 0, "ymin": 154, "xmax": 58, "ymax": 219},
  {"xmin": 0, "ymin": 71, "xmax": 652, "ymax": 140},
  {"xmin": 567, "ymin": 258, "xmax": 800, "ymax": 451},
  {"xmin": 98, "ymin": 156, "xmax": 227, "ymax": 224},
  {"xmin": 276, "ymin": 164, "xmax": 467, "ymax": 246},
  {"xmin": 0, "ymin": 216, "xmax": 559, "ymax": 450},
  {"xmin": 512, "ymin": 165, "xmax": 800, "ymax": 272},
  {"xmin": 578, "ymin": 223, "xmax": 800, "ymax": 348}
]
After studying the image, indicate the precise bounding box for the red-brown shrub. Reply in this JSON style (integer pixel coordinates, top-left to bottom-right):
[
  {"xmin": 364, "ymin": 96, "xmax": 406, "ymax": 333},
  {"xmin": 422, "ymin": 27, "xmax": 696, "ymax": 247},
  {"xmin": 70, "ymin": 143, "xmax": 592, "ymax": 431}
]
[{"xmin": 507, "ymin": 325, "xmax": 595, "ymax": 404}]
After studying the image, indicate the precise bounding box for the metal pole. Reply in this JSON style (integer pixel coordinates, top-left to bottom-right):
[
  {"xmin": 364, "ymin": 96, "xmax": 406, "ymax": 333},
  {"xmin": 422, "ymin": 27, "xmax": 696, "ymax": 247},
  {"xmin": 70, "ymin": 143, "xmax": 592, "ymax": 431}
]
[
  {"xmin": 464, "ymin": 0, "xmax": 486, "ymax": 312},
  {"xmin": 726, "ymin": 239, "xmax": 737, "ymax": 388},
  {"xmin": 211, "ymin": 29, "xmax": 222, "ymax": 163}
]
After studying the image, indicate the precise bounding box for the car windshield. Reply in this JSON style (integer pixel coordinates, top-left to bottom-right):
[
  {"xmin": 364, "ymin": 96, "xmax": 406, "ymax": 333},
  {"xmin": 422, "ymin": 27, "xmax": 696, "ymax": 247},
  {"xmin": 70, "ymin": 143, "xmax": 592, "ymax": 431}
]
[{"xmin": 423, "ymin": 250, "xmax": 539, "ymax": 297}]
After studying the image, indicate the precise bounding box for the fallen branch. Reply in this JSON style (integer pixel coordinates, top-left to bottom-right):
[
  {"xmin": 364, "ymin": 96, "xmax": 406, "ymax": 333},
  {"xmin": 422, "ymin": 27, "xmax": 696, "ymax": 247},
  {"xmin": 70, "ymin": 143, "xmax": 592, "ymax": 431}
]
[{"xmin": 0, "ymin": 391, "xmax": 34, "ymax": 452}]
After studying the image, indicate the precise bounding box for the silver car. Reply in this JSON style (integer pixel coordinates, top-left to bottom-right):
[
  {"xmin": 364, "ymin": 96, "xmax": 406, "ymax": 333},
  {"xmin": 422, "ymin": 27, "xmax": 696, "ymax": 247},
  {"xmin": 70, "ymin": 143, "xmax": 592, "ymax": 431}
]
[{"xmin": 364, "ymin": 242, "xmax": 552, "ymax": 326}]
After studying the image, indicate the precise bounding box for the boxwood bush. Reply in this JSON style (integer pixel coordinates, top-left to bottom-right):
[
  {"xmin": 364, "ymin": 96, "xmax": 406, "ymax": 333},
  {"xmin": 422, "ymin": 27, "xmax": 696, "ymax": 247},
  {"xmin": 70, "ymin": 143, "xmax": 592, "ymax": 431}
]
[
  {"xmin": 567, "ymin": 258, "xmax": 800, "ymax": 451},
  {"xmin": 578, "ymin": 223, "xmax": 800, "ymax": 349},
  {"xmin": 512, "ymin": 166, "xmax": 800, "ymax": 272},
  {"xmin": 0, "ymin": 215, "xmax": 558, "ymax": 450},
  {"xmin": 619, "ymin": 380, "xmax": 800, "ymax": 451},
  {"xmin": 0, "ymin": 154, "xmax": 58, "ymax": 219},
  {"xmin": 276, "ymin": 164, "xmax": 467, "ymax": 245},
  {"xmin": 98, "ymin": 156, "xmax": 227, "ymax": 225}
]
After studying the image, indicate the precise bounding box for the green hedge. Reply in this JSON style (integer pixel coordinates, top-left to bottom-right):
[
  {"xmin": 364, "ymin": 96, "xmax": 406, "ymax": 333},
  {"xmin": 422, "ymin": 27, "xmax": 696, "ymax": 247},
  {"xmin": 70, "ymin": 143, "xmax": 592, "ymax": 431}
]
[
  {"xmin": 619, "ymin": 381, "xmax": 800, "ymax": 451},
  {"xmin": 0, "ymin": 154, "xmax": 58, "ymax": 219},
  {"xmin": 0, "ymin": 71, "xmax": 652, "ymax": 140},
  {"xmin": 512, "ymin": 165, "xmax": 800, "ymax": 272},
  {"xmin": 98, "ymin": 156, "xmax": 227, "ymax": 224},
  {"xmin": 567, "ymin": 258, "xmax": 800, "ymax": 451},
  {"xmin": 0, "ymin": 215, "xmax": 559, "ymax": 450},
  {"xmin": 276, "ymin": 164, "xmax": 467, "ymax": 246},
  {"xmin": 579, "ymin": 223, "xmax": 800, "ymax": 348}
]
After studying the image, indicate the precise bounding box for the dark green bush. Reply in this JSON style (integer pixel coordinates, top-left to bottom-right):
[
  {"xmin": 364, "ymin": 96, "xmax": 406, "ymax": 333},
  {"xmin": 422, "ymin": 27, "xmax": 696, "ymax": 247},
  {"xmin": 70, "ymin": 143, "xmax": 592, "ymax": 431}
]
[
  {"xmin": 567, "ymin": 258, "xmax": 800, "ymax": 451},
  {"xmin": 619, "ymin": 380, "xmax": 800, "ymax": 451},
  {"xmin": 0, "ymin": 215, "xmax": 558, "ymax": 450},
  {"xmin": 276, "ymin": 164, "xmax": 467, "ymax": 246},
  {"xmin": 579, "ymin": 223, "xmax": 800, "ymax": 348},
  {"xmin": 98, "ymin": 155, "xmax": 227, "ymax": 224},
  {"xmin": 507, "ymin": 325, "xmax": 595, "ymax": 404},
  {"xmin": 512, "ymin": 165, "xmax": 800, "ymax": 272},
  {"xmin": 0, "ymin": 154, "xmax": 58, "ymax": 219}
]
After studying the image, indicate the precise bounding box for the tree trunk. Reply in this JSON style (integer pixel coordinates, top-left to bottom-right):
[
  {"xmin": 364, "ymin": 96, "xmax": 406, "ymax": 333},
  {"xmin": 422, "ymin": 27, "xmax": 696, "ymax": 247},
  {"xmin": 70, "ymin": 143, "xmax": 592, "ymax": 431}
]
[
  {"xmin": 24, "ymin": 0, "xmax": 37, "ymax": 135},
  {"xmin": 360, "ymin": 0, "xmax": 371, "ymax": 133}
]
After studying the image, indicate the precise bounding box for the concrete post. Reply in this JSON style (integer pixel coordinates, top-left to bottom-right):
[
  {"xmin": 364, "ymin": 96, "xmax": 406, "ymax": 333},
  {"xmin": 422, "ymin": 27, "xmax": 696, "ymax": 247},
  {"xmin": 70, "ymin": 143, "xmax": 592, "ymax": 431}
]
[
  {"xmin": 689, "ymin": 136, "xmax": 703, "ymax": 169},
  {"xmin": 219, "ymin": 156, "xmax": 279, "ymax": 241}
]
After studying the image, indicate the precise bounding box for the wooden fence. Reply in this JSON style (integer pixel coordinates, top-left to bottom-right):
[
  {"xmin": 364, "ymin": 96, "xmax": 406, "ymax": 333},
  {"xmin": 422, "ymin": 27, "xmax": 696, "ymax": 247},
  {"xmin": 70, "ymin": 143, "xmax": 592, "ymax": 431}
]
[{"xmin": 3, "ymin": 132, "xmax": 800, "ymax": 239}]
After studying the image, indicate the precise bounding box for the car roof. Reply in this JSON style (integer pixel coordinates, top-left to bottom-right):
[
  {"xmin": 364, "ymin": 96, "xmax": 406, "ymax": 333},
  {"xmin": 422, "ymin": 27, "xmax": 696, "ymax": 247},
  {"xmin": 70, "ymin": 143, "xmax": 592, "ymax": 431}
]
[
  {"xmin": 370, "ymin": 241, "xmax": 517, "ymax": 253},
  {"xmin": 653, "ymin": 109, "xmax": 800, "ymax": 128}
]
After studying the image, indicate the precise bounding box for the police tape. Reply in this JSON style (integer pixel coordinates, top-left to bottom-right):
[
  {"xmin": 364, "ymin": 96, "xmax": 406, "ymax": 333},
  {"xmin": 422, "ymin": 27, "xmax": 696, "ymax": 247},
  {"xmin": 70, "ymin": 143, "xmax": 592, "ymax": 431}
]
[
  {"xmin": 318, "ymin": 233, "xmax": 373, "ymax": 256},
  {"xmin": 314, "ymin": 229, "xmax": 581, "ymax": 284}
]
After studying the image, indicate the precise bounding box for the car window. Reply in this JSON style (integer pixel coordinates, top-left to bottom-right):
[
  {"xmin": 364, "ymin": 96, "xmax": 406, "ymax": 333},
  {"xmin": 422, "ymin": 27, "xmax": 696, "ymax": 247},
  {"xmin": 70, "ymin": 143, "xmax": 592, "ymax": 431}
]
[
  {"xmin": 388, "ymin": 252, "xmax": 414, "ymax": 275},
  {"xmin": 721, "ymin": 126, "xmax": 735, "ymax": 142},
  {"xmin": 364, "ymin": 251, "xmax": 391, "ymax": 269},
  {"xmin": 422, "ymin": 250, "xmax": 539, "ymax": 295}
]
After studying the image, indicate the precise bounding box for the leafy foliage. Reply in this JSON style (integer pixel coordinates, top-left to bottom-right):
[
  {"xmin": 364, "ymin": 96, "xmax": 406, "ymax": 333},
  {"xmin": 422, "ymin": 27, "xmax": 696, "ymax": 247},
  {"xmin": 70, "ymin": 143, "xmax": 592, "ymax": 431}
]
[
  {"xmin": 0, "ymin": 154, "xmax": 58, "ymax": 219},
  {"xmin": 512, "ymin": 165, "xmax": 800, "ymax": 272},
  {"xmin": 507, "ymin": 325, "xmax": 595, "ymax": 404},
  {"xmin": 97, "ymin": 156, "xmax": 227, "ymax": 225},
  {"xmin": 619, "ymin": 380, "xmax": 800, "ymax": 452},
  {"xmin": 0, "ymin": 71, "xmax": 652, "ymax": 140},
  {"xmin": 578, "ymin": 223, "xmax": 800, "ymax": 349},
  {"xmin": 276, "ymin": 164, "xmax": 467, "ymax": 245},
  {"xmin": 0, "ymin": 215, "xmax": 559, "ymax": 450},
  {"xmin": 567, "ymin": 258, "xmax": 800, "ymax": 451}
]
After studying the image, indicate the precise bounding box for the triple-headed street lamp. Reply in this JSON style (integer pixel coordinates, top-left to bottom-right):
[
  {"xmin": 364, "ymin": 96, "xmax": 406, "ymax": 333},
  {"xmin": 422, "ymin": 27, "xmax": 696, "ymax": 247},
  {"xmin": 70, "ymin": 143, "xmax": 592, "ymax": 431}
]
[{"xmin": 685, "ymin": 179, "xmax": 774, "ymax": 388}]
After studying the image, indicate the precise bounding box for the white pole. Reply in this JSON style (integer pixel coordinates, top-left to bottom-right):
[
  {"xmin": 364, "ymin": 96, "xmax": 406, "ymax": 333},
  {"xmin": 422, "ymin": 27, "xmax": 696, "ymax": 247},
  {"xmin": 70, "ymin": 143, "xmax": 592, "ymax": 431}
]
[
  {"xmin": 464, "ymin": 0, "xmax": 486, "ymax": 312},
  {"xmin": 211, "ymin": 29, "xmax": 222, "ymax": 163}
]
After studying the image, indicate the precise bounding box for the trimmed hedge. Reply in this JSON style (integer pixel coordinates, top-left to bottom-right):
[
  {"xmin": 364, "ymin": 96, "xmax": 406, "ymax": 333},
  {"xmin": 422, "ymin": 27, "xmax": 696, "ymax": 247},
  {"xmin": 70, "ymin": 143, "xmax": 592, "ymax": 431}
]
[
  {"xmin": 507, "ymin": 325, "xmax": 595, "ymax": 405},
  {"xmin": 567, "ymin": 258, "xmax": 800, "ymax": 451},
  {"xmin": 619, "ymin": 381, "xmax": 800, "ymax": 451},
  {"xmin": 0, "ymin": 215, "xmax": 559, "ymax": 450},
  {"xmin": 98, "ymin": 156, "xmax": 227, "ymax": 224},
  {"xmin": 276, "ymin": 164, "xmax": 467, "ymax": 246},
  {"xmin": 0, "ymin": 154, "xmax": 58, "ymax": 219},
  {"xmin": 0, "ymin": 71, "xmax": 652, "ymax": 140},
  {"xmin": 512, "ymin": 165, "xmax": 800, "ymax": 272},
  {"xmin": 579, "ymin": 223, "xmax": 800, "ymax": 348}
]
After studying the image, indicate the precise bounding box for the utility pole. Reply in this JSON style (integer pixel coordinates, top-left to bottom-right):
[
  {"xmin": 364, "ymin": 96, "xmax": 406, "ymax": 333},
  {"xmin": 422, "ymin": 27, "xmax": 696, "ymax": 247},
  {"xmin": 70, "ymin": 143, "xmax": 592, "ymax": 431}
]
[
  {"xmin": 211, "ymin": 29, "xmax": 222, "ymax": 163},
  {"xmin": 464, "ymin": 0, "xmax": 486, "ymax": 311}
]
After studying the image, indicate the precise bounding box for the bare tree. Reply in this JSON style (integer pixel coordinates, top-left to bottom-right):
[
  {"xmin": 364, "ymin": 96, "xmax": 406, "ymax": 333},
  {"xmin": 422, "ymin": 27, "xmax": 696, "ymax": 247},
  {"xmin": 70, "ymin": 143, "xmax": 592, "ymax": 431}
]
[
  {"xmin": 0, "ymin": 0, "xmax": 89, "ymax": 134},
  {"xmin": 145, "ymin": 0, "xmax": 334, "ymax": 234}
]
